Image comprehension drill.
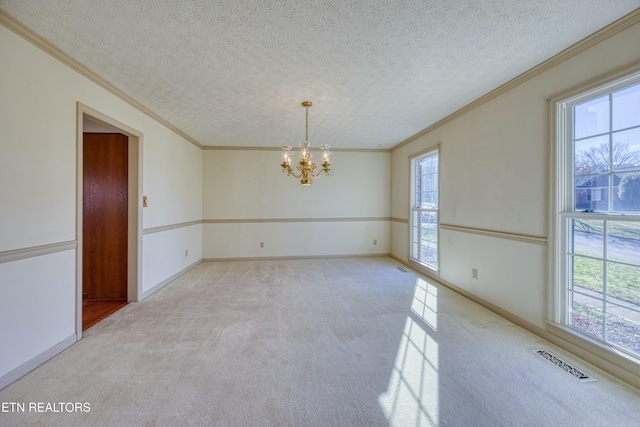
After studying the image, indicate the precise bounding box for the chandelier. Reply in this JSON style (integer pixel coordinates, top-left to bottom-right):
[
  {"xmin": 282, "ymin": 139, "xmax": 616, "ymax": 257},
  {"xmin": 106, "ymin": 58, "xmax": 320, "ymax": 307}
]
[{"xmin": 281, "ymin": 101, "xmax": 331, "ymax": 185}]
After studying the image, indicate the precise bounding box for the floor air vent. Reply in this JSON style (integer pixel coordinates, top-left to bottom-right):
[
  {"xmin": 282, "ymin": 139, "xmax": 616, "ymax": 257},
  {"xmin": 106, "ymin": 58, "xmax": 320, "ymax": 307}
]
[
  {"xmin": 534, "ymin": 349, "xmax": 596, "ymax": 382},
  {"xmin": 397, "ymin": 267, "xmax": 407, "ymax": 272}
]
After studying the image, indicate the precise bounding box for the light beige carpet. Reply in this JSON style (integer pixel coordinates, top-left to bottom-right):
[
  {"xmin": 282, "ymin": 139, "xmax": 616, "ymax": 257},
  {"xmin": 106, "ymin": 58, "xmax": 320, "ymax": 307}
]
[{"xmin": 1, "ymin": 257, "xmax": 639, "ymax": 426}]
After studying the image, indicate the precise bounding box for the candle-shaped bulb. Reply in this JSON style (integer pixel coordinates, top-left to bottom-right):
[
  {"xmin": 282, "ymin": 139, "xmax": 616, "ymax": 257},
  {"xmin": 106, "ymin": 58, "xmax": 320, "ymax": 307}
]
[
  {"xmin": 281, "ymin": 145, "xmax": 292, "ymax": 165},
  {"xmin": 300, "ymin": 142, "xmax": 310, "ymax": 161},
  {"xmin": 320, "ymin": 144, "xmax": 331, "ymax": 163}
]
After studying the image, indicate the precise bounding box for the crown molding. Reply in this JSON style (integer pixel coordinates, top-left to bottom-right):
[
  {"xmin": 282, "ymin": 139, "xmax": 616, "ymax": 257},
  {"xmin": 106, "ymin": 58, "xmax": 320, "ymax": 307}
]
[
  {"xmin": 391, "ymin": 8, "xmax": 640, "ymax": 152},
  {"xmin": 203, "ymin": 145, "xmax": 391, "ymax": 153},
  {"xmin": 0, "ymin": 9, "xmax": 204, "ymax": 150}
]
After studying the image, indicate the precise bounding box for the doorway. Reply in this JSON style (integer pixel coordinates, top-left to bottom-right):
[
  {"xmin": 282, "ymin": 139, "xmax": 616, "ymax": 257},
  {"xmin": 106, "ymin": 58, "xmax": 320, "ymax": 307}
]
[
  {"xmin": 82, "ymin": 132, "xmax": 129, "ymax": 330},
  {"xmin": 77, "ymin": 104, "xmax": 142, "ymax": 336}
]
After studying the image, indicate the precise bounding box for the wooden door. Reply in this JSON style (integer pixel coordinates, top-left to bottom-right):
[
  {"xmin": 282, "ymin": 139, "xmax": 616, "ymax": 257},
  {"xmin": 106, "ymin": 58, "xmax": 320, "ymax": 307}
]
[{"xmin": 83, "ymin": 133, "xmax": 128, "ymax": 301}]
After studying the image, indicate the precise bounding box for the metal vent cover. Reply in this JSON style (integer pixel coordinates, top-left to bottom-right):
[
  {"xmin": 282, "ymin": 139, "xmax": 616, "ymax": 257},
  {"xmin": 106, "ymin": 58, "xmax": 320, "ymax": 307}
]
[{"xmin": 534, "ymin": 349, "xmax": 596, "ymax": 382}]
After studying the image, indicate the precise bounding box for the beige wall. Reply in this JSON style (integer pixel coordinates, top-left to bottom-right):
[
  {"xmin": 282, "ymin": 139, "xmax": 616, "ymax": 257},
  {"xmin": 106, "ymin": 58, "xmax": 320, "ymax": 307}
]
[
  {"xmin": 390, "ymin": 20, "xmax": 640, "ymax": 329},
  {"xmin": 0, "ymin": 23, "xmax": 202, "ymax": 383},
  {"xmin": 202, "ymin": 149, "xmax": 391, "ymax": 258}
]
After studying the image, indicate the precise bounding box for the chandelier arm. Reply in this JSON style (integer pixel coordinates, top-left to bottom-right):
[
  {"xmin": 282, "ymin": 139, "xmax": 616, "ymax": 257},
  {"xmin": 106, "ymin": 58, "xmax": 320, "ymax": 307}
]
[
  {"xmin": 282, "ymin": 164, "xmax": 302, "ymax": 179},
  {"xmin": 311, "ymin": 164, "xmax": 330, "ymax": 177}
]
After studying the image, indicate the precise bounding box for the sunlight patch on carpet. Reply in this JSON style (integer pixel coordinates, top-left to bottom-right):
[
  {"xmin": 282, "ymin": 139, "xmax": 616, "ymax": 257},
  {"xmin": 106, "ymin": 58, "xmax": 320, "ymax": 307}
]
[{"xmin": 379, "ymin": 279, "xmax": 440, "ymax": 426}]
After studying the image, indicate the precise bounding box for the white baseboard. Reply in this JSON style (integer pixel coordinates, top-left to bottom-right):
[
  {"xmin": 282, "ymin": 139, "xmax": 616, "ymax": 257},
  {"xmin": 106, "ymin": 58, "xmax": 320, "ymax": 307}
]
[
  {"xmin": 202, "ymin": 253, "xmax": 390, "ymax": 262},
  {"xmin": 0, "ymin": 334, "xmax": 77, "ymax": 391},
  {"xmin": 140, "ymin": 259, "xmax": 202, "ymax": 300}
]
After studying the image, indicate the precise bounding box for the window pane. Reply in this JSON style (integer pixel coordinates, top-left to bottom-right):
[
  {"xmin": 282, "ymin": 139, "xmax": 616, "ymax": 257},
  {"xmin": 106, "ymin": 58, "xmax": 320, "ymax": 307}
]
[
  {"xmin": 425, "ymin": 248, "xmax": 438, "ymax": 268},
  {"xmin": 606, "ymin": 304, "xmax": 640, "ymax": 355},
  {"xmin": 413, "ymin": 208, "xmax": 439, "ymax": 267},
  {"xmin": 418, "ymin": 154, "xmax": 438, "ymax": 209},
  {"xmin": 415, "ymin": 168, "xmax": 422, "ymax": 207},
  {"xmin": 574, "ymin": 135, "xmax": 609, "ymax": 175},
  {"xmin": 420, "ymin": 191, "xmax": 437, "ymax": 209},
  {"xmin": 573, "ymin": 256, "xmax": 603, "ymax": 294},
  {"xmin": 613, "ymin": 172, "xmax": 640, "ymax": 212},
  {"xmin": 420, "ymin": 212, "xmax": 429, "ymax": 238},
  {"xmin": 421, "ymin": 212, "xmax": 437, "ymax": 241},
  {"xmin": 575, "ymin": 175, "xmax": 609, "ymax": 211},
  {"xmin": 574, "ymin": 95, "xmax": 609, "ymax": 139},
  {"xmin": 411, "ymin": 211, "xmax": 420, "ymax": 260},
  {"xmin": 570, "ymin": 294, "xmax": 604, "ymax": 339},
  {"xmin": 611, "ymin": 128, "xmax": 640, "ymax": 171},
  {"xmin": 612, "ymin": 83, "xmax": 640, "ymax": 131},
  {"xmin": 607, "ymin": 261, "xmax": 640, "ymax": 305},
  {"xmin": 572, "ymin": 219, "xmax": 603, "ymax": 258},
  {"xmin": 422, "ymin": 172, "xmax": 437, "ymax": 192},
  {"xmin": 606, "ymin": 221, "xmax": 640, "ymax": 264},
  {"xmin": 431, "ymin": 212, "xmax": 438, "ymax": 244}
]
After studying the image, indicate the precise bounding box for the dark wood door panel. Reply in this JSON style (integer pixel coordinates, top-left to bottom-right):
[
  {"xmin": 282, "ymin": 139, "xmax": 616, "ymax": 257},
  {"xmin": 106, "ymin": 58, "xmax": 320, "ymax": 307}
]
[{"xmin": 83, "ymin": 133, "xmax": 128, "ymax": 301}]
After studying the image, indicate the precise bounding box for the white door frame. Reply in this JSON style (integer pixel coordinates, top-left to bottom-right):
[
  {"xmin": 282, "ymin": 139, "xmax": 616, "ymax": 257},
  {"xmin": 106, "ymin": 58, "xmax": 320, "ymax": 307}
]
[{"xmin": 76, "ymin": 102, "xmax": 143, "ymax": 339}]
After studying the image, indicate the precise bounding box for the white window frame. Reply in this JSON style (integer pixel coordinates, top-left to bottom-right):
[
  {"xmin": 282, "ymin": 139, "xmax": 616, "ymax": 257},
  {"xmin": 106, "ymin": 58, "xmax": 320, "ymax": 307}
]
[
  {"xmin": 549, "ymin": 64, "xmax": 640, "ymax": 374},
  {"xmin": 409, "ymin": 146, "xmax": 440, "ymax": 273}
]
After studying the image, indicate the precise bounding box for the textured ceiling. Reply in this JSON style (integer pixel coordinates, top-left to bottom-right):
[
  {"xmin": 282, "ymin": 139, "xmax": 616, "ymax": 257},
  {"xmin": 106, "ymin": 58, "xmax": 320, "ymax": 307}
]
[{"xmin": 2, "ymin": 1, "xmax": 639, "ymax": 149}]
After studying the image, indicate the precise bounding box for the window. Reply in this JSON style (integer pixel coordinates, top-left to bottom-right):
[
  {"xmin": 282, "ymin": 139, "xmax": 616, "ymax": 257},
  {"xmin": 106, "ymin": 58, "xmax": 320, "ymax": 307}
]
[
  {"xmin": 552, "ymin": 70, "xmax": 640, "ymax": 361},
  {"xmin": 410, "ymin": 148, "xmax": 439, "ymax": 271}
]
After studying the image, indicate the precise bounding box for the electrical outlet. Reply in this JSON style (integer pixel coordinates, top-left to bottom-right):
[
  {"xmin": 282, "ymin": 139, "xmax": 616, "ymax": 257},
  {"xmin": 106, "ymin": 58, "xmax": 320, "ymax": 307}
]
[
  {"xmin": 260, "ymin": 242, "xmax": 264, "ymax": 248},
  {"xmin": 185, "ymin": 249, "xmax": 188, "ymax": 257},
  {"xmin": 472, "ymin": 268, "xmax": 478, "ymax": 279},
  {"xmin": 373, "ymin": 239, "xmax": 377, "ymax": 245}
]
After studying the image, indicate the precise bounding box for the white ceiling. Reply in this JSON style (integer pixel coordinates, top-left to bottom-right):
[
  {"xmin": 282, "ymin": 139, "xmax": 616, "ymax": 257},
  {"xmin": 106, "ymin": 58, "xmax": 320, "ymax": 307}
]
[{"xmin": 2, "ymin": 1, "xmax": 639, "ymax": 149}]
